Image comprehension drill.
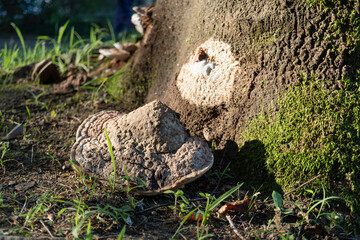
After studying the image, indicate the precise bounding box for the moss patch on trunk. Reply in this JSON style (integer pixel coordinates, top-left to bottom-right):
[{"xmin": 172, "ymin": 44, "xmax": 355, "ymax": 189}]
[{"xmin": 238, "ymin": 75, "xmax": 360, "ymax": 214}]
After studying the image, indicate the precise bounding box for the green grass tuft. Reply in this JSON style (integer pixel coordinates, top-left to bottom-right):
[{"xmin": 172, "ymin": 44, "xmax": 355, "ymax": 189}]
[{"xmin": 1, "ymin": 21, "xmax": 118, "ymax": 84}]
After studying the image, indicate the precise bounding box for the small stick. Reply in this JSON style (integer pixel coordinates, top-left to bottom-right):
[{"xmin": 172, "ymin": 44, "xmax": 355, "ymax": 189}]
[
  {"xmin": 284, "ymin": 174, "xmax": 321, "ymax": 196},
  {"xmin": 264, "ymin": 174, "xmax": 322, "ymax": 204},
  {"xmin": 71, "ymin": 116, "xmax": 82, "ymax": 123},
  {"xmin": 1, "ymin": 123, "xmax": 23, "ymax": 140},
  {"xmin": 31, "ymin": 145, "xmax": 34, "ymax": 163},
  {"xmin": 6, "ymin": 119, "xmax": 21, "ymax": 125},
  {"xmin": 40, "ymin": 220, "xmax": 55, "ymax": 238},
  {"xmin": 226, "ymin": 215, "xmax": 245, "ymax": 240},
  {"xmin": 139, "ymin": 197, "xmax": 206, "ymax": 214}
]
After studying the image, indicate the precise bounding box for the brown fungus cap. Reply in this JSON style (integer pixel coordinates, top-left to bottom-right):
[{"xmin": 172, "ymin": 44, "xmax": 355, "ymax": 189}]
[
  {"xmin": 98, "ymin": 48, "xmax": 131, "ymax": 61},
  {"xmin": 70, "ymin": 100, "xmax": 213, "ymax": 195}
]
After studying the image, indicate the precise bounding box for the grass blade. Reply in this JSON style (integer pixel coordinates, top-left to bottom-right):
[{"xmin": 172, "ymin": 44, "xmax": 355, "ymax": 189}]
[
  {"xmin": 70, "ymin": 26, "xmax": 75, "ymax": 49},
  {"xmin": 10, "ymin": 23, "xmax": 26, "ymax": 60},
  {"xmin": 57, "ymin": 20, "xmax": 70, "ymax": 45},
  {"xmin": 171, "ymin": 208, "xmax": 198, "ymax": 240},
  {"xmin": 107, "ymin": 19, "xmax": 116, "ymax": 42},
  {"xmin": 118, "ymin": 225, "xmax": 126, "ymax": 240},
  {"xmin": 272, "ymin": 190, "xmax": 283, "ymax": 211},
  {"xmin": 208, "ymin": 183, "xmax": 244, "ymax": 211},
  {"xmin": 105, "ymin": 127, "xmax": 116, "ymax": 177}
]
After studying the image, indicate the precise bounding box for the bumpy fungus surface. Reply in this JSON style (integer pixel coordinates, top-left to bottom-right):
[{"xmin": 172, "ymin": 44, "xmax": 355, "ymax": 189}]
[
  {"xmin": 177, "ymin": 38, "xmax": 240, "ymax": 107},
  {"xmin": 71, "ymin": 100, "xmax": 213, "ymax": 195}
]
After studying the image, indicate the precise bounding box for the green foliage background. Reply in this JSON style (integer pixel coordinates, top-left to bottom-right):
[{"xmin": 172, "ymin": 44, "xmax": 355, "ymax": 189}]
[{"xmin": 0, "ymin": 0, "xmax": 116, "ymax": 36}]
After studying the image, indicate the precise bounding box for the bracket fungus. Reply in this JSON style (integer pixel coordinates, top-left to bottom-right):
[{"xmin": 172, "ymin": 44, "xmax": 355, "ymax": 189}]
[
  {"xmin": 131, "ymin": 5, "xmax": 154, "ymax": 35},
  {"xmin": 70, "ymin": 100, "xmax": 213, "ymax": 196},
  {"xmin": 177, "ymin": 38, "xmax": 241, "ymax": 107},
  {"xmin": 98, "ymin": 48, "xmax": 131, "ymax": 61}
]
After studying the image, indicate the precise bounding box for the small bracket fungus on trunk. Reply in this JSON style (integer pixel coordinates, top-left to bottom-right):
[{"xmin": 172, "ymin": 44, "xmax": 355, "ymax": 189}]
[
  {"xmin": 177, "ymin": 38, "xmax": 240, "ymax": 107},
  {"xmin": 70, "ymin": 100, "xmax": 213, "ymax": 196}
]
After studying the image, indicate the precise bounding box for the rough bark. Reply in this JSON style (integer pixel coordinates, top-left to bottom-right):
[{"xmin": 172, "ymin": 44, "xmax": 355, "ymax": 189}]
[
  {"xmin": 127, "ymin": 0, "xmax": 350, "ymax": 147},
  {"xmin": 110, "ymin": 0, "xmax": 360, "ymax": 211}
]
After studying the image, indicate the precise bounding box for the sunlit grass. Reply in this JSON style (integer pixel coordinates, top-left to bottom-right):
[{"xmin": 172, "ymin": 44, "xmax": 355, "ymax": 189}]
[{"xmin": 0, "ymin": 21, "xmax": 118, "ymax": 84}]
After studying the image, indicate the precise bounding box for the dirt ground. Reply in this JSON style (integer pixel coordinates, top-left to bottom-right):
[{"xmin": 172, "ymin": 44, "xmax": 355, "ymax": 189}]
[{"xmin": 0, "ymin": 80, "xmax": 356, "ymax": 239}]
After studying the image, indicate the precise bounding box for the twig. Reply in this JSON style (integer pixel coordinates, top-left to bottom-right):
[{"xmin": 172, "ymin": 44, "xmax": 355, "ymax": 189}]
[
  {"xmin": 31, "ymin": 145, "xmax": 34, "ymax": 163},
  {"xmin": 225, "ymin": 215, "xmax": 245, "ymax": 240},
  {"xmin": 40, "ymin": 220, "xmax": 54, "ymax": 238},
  {"xmin": 139, "ymin": 197, "xmax": 206, "ymax": 214},
  {"xmin": 284, "ymin": 174, "xmax": 321, "ymax": 196},
  {"xmin": 264, "ymin": 174, "xmax": 322, "ymax": 204},
  {"xmin": 71, "ymin": 116, "xmax": 82, "ymax": 123},
  {"xmin": 1, "ymin": 123, "xmax": 23, "ymax": 140}
]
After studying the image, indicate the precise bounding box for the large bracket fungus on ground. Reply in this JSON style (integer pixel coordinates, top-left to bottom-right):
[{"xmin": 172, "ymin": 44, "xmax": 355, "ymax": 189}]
[
  {"xmin": 176, "ymin": 38, "xmax": 241, "ymax": 107},
  {"xmin": 70, "ymin": 100, "xmax": 213, "ymax": 195}
]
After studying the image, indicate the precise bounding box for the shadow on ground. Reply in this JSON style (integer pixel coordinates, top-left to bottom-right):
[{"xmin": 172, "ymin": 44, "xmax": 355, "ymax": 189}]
[{"xmin": 213, "ymin": 139, "xmax": 281, "ymax": 194}]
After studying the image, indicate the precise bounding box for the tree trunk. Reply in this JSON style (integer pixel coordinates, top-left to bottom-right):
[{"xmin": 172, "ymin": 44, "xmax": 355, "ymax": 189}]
[
  {"xmin": 111, "ymin": 0, "xmax": 360, "ymax": 210},
  {"xmin": 127, "ymin": 0, "xmax": 349, "ymax": 146}
]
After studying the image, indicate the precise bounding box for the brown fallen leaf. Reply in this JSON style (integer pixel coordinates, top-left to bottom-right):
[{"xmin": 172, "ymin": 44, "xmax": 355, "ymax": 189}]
[
  {"xmin": 15, "ymin": 181, "xmax": 36, "ymax": 191},
  {"xmin": 114, "ymin": 42, "xmax": 138, "ymax": 54},
  {"xmin": 52, "ymin": 73, "xmax": 88, "ymax": 94},
  {"xmin": 217, "ymin": 197, "xmax": 251, "ymax": 217},
  {"xmin": 47, "ymin": 213, "xmax": 55, "ymax": 222},
  {"xmin": 185, "ymin": 212, "xmax": 204, "ymax": 222}
]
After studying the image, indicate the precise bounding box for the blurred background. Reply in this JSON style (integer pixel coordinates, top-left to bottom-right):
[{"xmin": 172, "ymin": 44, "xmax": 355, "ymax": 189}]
[{"xmin": 0, "ymin": 0, "xmax": 154, "ymax": 47}]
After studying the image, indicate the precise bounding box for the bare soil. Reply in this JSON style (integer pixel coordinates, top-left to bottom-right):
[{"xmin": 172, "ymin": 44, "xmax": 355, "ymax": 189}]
[{"xmin": 0, "ymin": 81, "xmax": 356, "ymax": 239}]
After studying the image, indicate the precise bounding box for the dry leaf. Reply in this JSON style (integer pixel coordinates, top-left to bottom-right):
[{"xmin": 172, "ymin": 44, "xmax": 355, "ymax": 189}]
[
  {"xmin": 185, "ymin": 212, "xmax": 204, "ymax": 222},
  {"xmin": 15, "ymin": 181, "xmax": 36, "ymax": 191},
  {"xmin": 217, "ymin": 197, "xmax": 251, "ymax": 217},
  {"xmin": 98, "ymin": 48, "xmax": 130, "ymax": 61},
  {"xmin": 47, "ymin": 213, "xmax": 54, "ymax": 222},
  {"xmin": 31, "ymin": 59, "xmax": 61, "ymax": 84}
]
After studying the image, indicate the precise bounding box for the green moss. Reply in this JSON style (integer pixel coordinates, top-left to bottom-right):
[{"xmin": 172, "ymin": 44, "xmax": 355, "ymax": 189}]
[
  {"xmin": 307, "ymin": 0, "xmax": 360, "ymax": 54},
  {"xmin": 239, "ymin": 76, "xmax": 360, "ymax": 212},
  {"xmin": 254, "ymin": 27, "xmax": 282, "ymax": 48},
  {"xmin": 236, "ymin": 0, "xmax": 360, "ymax": 213},
  {"xmin": 106, "ymin": 62, "xmax": 154, "ymax": 105}
]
